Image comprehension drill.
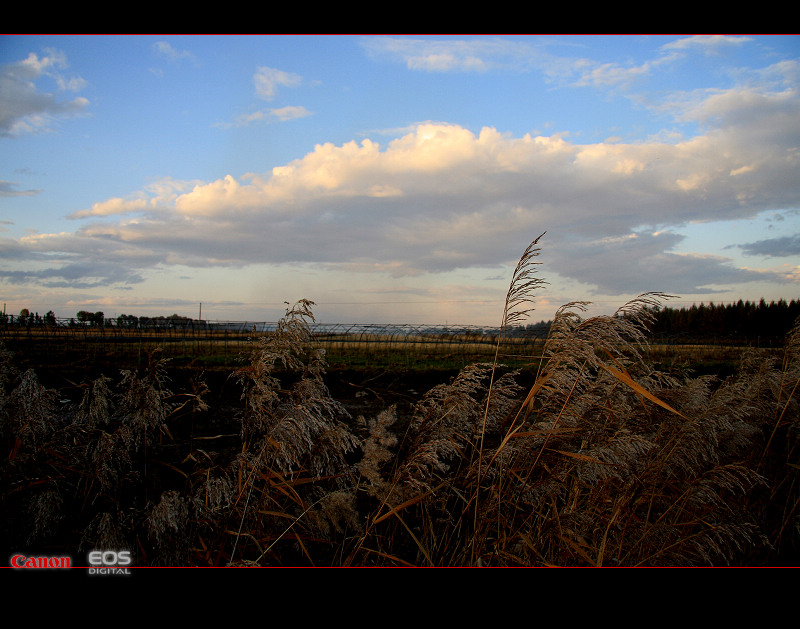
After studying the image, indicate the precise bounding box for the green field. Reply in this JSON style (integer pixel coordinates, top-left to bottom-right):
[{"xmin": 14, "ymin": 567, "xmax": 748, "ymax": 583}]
[
  {"xmin": 0, "ymin": 320, "xmax": 759, "ymax": 376},
  {"xmin": 1, "ymin": 323, "xmax": 547, "ymax": 373}
]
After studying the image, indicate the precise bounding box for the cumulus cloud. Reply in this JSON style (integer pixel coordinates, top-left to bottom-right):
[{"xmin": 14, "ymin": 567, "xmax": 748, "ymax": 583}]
[
  {"xmin": 0, "ymin": 49, "xmax": 90, "ymax": 137},
  {"xmin": 68, "ymin": 177, "xmax": 200, "ymax": 218},
  {"xmin": 6, "ymin": 105, "xmax": 798, "ymax": 292}
]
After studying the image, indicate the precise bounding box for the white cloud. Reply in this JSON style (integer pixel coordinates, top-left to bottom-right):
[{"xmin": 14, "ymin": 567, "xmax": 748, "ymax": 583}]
[
  {"xmin": 269, "ymin": 105, "xmax": 312, "ymax": 121},
  {"xmin": 152, "ymin": 41, "xmax": 196, "ymax": 64},
  {"xmin": 68, "ymin": 177, "xmax": 200, "ymax": 218},
  {"xmin": 661, "ymin": 35, "xmax": 753, "ymax": 55},
  {"xmin": 253, "ymin": 66, "xmax": 302, "ymax": 100},
  {"xmin": 0, "ymin": 180, "xmax": 40, "ymax": 197},
  {"xmin": 224, "ymin": 105, "xmax": 313, "ymax": 128},
  {"xmin": 360, "ymin": 37, "xmax": 533, "ymax": 73},
  {"xmin": 572, "ymin": 60, "xmax": 652, "ymax": 89},
  {"xmin": 0, "ymin": 49, "xmax": 89, "ymax": 137},
  {"xmin": 214, "ymin": 67, "xmax": 309, "ymax": 128}
]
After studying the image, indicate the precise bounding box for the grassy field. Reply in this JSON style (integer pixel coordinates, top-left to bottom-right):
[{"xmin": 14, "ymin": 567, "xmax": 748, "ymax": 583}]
[{"xmin": 0, "ymin": 320, "xmax": 754, "ymax": 375}]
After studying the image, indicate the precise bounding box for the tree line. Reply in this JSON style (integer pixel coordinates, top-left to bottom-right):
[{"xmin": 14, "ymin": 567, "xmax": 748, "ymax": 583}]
[
  {"xmin": 2, "ymin": 298, "xmax": 799, "ymax": 344},
  {"xmin": 648, "ymin": 298, "xmax": 800, "ymax": 344},
  {"xmin": 0, "ymin": 309, "xmax": 194, "ymax": 329},
  {"xmin": 518, "ymin": 299, "xmax": 800, "ymax": 345}
]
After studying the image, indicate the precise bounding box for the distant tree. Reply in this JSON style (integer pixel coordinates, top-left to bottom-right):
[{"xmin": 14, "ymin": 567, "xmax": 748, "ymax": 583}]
[
  {"xmin": 117, "ymin": 314, "xmax": 139, "ymax": 328},
  {"xmin": 76, "ymin": 310, "xmax": 104, "ymax": 326}
]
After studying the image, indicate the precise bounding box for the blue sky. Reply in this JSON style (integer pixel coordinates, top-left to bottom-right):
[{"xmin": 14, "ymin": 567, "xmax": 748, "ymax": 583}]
[{"xmin": 1, "ymin": 35, "xmax": 799, "ymax": 325}]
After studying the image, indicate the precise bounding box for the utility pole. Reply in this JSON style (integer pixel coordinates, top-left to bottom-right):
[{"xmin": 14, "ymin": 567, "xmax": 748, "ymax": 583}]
[{"xmin": 199, "ymin": 302, "xmax": 202, "ymax": 321}]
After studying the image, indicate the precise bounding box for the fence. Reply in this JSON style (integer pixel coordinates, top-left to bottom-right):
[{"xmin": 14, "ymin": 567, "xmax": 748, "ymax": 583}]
[
  {"xmin": 2, "ymin": 316, "xmax": 769, "ymax": 373},
  {"xmin": 0, "ymin": 318, "xmax": 548, "ymax": 370}
]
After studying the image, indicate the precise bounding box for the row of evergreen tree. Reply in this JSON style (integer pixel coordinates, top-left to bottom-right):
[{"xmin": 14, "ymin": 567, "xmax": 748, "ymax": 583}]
[
  {"xmin": 649, "ymin": 298, "xmax": 800, "ymax": 343},
  {"xmin": 516, "ymin": 298, "xmax": 800, "ymax": 345}
]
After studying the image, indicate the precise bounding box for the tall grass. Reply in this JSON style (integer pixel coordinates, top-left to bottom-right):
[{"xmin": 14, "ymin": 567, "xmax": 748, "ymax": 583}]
[{"xmin": 1, "ymin": 235, "xmax": 798, "ymax": 566}]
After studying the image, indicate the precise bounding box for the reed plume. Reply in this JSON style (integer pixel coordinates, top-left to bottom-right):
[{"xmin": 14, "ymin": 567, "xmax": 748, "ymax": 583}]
[
  {"xmin": 229, "ymin": 299, "xmax": 361, "ymax": 565},
  {"xmin": 354, "ymin": 235, "xmax": 791, "ymax": 566}
]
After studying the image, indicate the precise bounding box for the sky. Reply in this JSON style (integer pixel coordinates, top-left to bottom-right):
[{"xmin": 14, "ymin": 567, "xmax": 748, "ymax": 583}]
[{"xmin": 1, "ymin": 34, "xmax": 799, "ymax": 326}]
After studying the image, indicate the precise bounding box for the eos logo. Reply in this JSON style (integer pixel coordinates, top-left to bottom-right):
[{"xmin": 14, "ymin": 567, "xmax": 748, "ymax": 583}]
[{"xmin": 88, "ymin": 550, "xmax": 132, "ymax": 575}]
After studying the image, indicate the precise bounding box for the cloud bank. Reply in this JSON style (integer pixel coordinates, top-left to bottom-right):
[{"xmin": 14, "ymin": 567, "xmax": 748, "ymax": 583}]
[{"xmin": 3, "ymin": 65, "xmax": 799, "ymax": 296}]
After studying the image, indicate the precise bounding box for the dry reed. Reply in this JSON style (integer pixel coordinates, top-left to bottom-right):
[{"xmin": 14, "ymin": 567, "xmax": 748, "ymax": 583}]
[{"xmin": 1, "ymin": 235, "xmax": 798, "ymax": 566}]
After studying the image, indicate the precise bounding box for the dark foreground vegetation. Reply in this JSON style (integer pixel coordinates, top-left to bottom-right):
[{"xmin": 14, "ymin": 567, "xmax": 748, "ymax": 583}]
[{"xmin": 2, "ymin": 238, "xmax": 799, "ymax": 567}]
